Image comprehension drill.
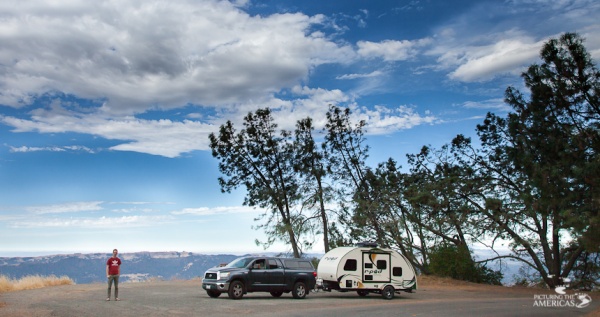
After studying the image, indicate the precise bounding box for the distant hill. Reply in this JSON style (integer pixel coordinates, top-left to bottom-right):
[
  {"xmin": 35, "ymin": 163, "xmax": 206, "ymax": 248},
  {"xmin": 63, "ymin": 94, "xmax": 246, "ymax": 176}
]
[
  {"xmin": 0, "ymin": 252, "xmax": 240, "ymax": 284},
  {"xmin": 1, "ymin": 250, "xmax": 520, "ymax": 285}
]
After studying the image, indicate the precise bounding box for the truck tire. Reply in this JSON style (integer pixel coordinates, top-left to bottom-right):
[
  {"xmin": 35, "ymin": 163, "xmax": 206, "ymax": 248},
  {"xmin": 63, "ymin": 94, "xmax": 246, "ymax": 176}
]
[
  {"xmin": 206, "ymin": 290, "xmax": 221, "ymax": 298},
  {"xmin": 382, "ymin": 285, "xmax": 395, "ymax": 300},
  {"xmin": 270, "ymin": 291, "xmax": 283, "ymax": 298},
  {"xmin": 228, "ymin": 280, "xmax": 244, "ymax": 299},
  {"xmin": 292, "ymin": 281, "xmax": 307, "ymax": 299}
]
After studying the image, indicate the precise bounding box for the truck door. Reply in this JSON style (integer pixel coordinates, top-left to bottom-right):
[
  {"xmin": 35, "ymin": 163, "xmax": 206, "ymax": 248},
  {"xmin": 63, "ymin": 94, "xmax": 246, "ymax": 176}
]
[
  {"xmin": 362, "ymin": 252, "xmax": 391, "ymax": 283},
  {"xmin": 247, "ymin": 258, "xmax": 267, "ymax": 290},
  {"xmin": 265, "ymin": 259, "xmax": 285, "ymax": 289}
]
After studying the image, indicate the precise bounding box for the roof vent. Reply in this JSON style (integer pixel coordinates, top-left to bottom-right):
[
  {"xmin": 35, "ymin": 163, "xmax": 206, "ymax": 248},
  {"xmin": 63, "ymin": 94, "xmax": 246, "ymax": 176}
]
[{"xmin": 356, "ymin": 242, "xmax": 378, "ymax": 248}]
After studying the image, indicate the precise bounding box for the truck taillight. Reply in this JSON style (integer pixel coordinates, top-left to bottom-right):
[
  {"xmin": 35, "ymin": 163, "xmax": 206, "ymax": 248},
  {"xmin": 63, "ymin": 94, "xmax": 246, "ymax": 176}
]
[{"xmin": 313, "ymin": 271, "xmax": 317, "ymax": 277}]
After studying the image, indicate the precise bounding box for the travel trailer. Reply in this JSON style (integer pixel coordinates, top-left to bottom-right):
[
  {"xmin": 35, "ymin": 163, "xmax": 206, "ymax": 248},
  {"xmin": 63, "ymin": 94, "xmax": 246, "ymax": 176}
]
[{"xmin": 317, "ymin": 243, "xmax": 417, "ymax": 299}]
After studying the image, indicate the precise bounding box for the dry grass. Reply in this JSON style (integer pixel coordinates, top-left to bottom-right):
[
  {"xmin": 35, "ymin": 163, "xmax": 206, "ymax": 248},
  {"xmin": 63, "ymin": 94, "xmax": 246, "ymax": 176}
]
[{"xmin": 0, "ymin": 274, "xmax": 74, "ymax": 293}]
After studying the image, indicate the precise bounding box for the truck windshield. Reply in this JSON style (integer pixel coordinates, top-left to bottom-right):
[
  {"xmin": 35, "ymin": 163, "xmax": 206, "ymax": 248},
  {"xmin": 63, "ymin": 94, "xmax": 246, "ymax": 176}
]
[{"xmin": 226, "ymin": 257, "xmax": 254, "ymax": 268}]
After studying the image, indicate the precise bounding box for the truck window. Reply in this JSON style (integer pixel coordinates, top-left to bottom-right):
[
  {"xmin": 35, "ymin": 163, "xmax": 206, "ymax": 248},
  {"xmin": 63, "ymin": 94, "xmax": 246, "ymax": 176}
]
[
  {"xmin": 226, "ymin": 257, "xmax": 254, "ymax": 268},
  {"xmin": 268, "ymin": 259, "xmax": 281, "ymax": 269},
  {"xmin": 393, "ymin": 267, "xmax": 402, "ymax": 276},
  {"xmin": 253, "ymin": 259, "xmax": 266, "ymax": 269},
  {"xmin": 298, "ymin": 261, "xmax": 313, "ymax": 269},
  {"xmin": 377, "ymin": 260, "xmax": 387, "ymax": 270},
  {"xmin": 283, "ymin": 260, "xmax": 312, "ymax": 269},
  {"xmin": 343, "ymin": 259, "xmax": 357, "ymax": 271}
]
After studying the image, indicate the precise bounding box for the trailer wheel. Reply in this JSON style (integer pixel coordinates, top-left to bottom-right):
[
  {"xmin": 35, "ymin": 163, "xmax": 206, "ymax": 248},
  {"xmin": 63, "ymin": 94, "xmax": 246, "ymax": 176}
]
[
  {"xmin": 382, "ymin": 285, "xmax": 395, "ymax": 300},
  {"xmin": 270, "ymin": 291, "xmax": 283, "ymax": 298},
  {"xmin": 357, "ymin": 290, "xmax": 369, "ymax": 297},
  {"xmin": 292, "ymin": 281, "xmax": 307, "ymax": 299},
  {"xmin": 228, "ymin": 280, "xmax": 244, "ymax": 299}
]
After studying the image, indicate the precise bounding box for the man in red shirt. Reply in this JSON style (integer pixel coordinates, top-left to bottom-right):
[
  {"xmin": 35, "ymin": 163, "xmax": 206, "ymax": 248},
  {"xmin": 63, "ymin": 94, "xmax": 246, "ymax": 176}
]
[{"xmin": 106, "ymin": 249, "xmax": 122, "ymax": 301}]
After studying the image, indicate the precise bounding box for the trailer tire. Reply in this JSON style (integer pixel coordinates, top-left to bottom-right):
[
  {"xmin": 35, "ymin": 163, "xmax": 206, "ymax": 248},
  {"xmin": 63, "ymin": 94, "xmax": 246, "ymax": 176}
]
[
  {"xmin": 382, "ymin": 285, "xmax": 395, "ymax": 300},
  {"xmin": 357, "ymin": 290, "xmax": 369, "ymax": 297},
  {"xmin": 228, "ymin": 280, "xmax": 244, "ymax": 300},
  {"xmin": 292, "ymin": 281, "xmax": 307, "ymax": 299}
]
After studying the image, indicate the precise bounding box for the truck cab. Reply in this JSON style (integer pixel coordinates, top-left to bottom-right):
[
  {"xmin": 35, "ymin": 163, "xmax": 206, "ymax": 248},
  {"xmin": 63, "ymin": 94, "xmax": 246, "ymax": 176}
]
[{"xmin": 202, "ymin": 256, "xmax": 316, "ymax": 299}]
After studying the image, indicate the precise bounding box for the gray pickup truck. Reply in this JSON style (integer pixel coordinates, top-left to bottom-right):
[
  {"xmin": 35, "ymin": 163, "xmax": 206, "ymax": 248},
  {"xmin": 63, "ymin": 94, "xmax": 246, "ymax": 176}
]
[{"xmin": 202, "ymin": 256, "xmax": 317, "ymax": 299}]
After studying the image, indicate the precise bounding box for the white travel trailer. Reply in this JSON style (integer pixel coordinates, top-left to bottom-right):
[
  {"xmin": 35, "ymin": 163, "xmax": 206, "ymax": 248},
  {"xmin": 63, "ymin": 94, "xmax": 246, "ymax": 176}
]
[{"xmin": 317, "ymin": 243, "xmax": 417, "ymax": 299}]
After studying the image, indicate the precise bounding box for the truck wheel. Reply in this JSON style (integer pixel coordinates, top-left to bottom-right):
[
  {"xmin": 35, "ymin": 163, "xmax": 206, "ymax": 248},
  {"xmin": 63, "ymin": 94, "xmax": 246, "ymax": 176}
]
[
  {"xmin": 382, "ymin": 285, "xmax": 395, "ymax": 300},
  {"xmin": 292, "ymin": 281, "xmax": 307, "ymax": 299},
  {"xmin": 357, "ymin": 290, "xmax": 369, "ymax": 297},
  {"xmin": 228, "ymin": 280, "xmax": 244, "ymax": 299},
  {"xmin": 206, "ymin": 290, "xmax": 221, "ymax": 298},
  {"xmin": 270, "ymin": 291, "xmax": 283, "ymax": 298}
]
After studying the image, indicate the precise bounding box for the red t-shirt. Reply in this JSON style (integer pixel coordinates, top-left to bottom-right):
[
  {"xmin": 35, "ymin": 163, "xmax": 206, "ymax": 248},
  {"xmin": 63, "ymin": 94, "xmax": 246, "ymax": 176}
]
[{"xmin": 107, "ymin": 257, "xmax": 121, "ymax": 275}]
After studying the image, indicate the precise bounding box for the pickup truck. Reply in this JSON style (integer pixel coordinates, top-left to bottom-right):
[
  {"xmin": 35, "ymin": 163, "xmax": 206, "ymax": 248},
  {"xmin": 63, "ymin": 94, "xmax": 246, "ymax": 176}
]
[{"xmin": 202, "ymin": 256, "xmax": 317, "ymax": 299}]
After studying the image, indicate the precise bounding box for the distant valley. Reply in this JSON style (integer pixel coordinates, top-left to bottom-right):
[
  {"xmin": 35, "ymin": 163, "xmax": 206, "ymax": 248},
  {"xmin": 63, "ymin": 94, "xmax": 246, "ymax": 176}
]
[
  {"xmin": 0, "ymin": 251, "xmax": 241, "ymax": 284},
  {"xmin": 1, "ymin": 250, "xmax": 521, "ymax": 285}
]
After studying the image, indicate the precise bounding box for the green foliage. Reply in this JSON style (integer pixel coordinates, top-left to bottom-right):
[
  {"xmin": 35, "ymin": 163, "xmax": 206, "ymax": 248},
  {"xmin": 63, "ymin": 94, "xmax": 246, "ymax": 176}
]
[
  {"xmin": 428, "ymin": 244, "xmax": 474, "ymax": 281},
  {"xmin": 209, "ymin": 108, "xmax": 303, "ymax": 257},
  {"xmin": 476, "ymin": 265, "xmax": 504, "ymax": 286},
  {"xmin": 428, "ymin": 244, "xmax": 503, "ymax": 285},
  {"xmin": 207, "ymin": 34, "xmax": 598, "ymax": 285},
  {"xmin": 569, "ymin": 251, "xmax": 599, "ymax": 291}
]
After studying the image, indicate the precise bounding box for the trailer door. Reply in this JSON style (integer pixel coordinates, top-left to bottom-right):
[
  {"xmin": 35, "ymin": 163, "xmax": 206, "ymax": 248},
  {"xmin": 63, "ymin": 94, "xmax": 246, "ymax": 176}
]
[{"xmin": 362, "ymin": 252, "xmax": 391, "ymax": 283}]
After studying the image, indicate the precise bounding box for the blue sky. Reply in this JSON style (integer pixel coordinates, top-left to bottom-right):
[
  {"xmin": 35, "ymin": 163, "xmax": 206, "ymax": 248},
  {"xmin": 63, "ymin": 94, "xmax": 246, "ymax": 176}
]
[{"xmin": 1, "ymin": 0, "xmax": 599, "ymax": 257}]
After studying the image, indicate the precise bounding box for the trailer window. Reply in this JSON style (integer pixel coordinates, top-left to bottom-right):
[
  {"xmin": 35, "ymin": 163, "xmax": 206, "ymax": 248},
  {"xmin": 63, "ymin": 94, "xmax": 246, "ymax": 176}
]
[
  {"xmin": 377, "ymin": 260, "xmax": 387, "ymax": 270},
  {"xmin": 364, "ymin": 263, "xmax": 373, "ymax": 269},
  {"xmin": 343, "ymin": 259, "xmax": 357, "ymax": 271},
  {"xmin": 393, "ymin": 267, "xmax": 402, "ymax": 277}
]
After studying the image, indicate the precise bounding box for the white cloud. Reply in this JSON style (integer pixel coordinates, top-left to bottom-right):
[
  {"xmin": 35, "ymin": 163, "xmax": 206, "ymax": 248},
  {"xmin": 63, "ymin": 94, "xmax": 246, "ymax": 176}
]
[
  {"xmin": 0, "ymin": 85, "xmax": 364, "ymax": 157},
  {"xmin": 1, "ymin": 103, "xmax": 215, "ymax": 157},
  {"xmin": 462, "ymin": 98, "xmax": 512, "ymax": 112},
  {"xmin": 0, "ymin": 0, "xmax": 353, "ymax": 113},
  {"xmin": 1, "ymin": 85, "xmax": 438, "ymax": 157},
  {"xmin": 0, "ymin": 0, "xmax": 370, "ymax": 158},
  {"xmin": 26, "ymin": 201, "xmax": 104, "ymax": 214},
  {"xmin": 356, "ymin": 105, "xmax": 438, "ymax": 134},
  {"xmin": 336, "ymin": 70, "xmax": 384, "ymax": 80},
  {"xmin": 357, "ymin": 38, "xmax": 432, "ymax": 61},
  {"xmin": 9, "ymin": 145, "xmax": 95, "ymax": 153},
  {"xmin": 11, "ymin": 215, "xmax": 173, "ymax": 228},
  {"xmin": 447, "ymin": 38, "xmax": 543, "ymax": 82},
  {"xmin": 426, "ymin": 29, "xmax": 546, "ymax": 83},
  {"xmin": 171, "ymin": 205, "xmax": 259, "ymax": 216},
  {"xmin": 425, "ymin": 0, "xmax": 600, "ymax": 82},
  {"xmin": 112, "ymin": 208, "xmax": 157, "ymax": 213},
  {"xmin": 10, "ymin": 146, "xmax": 65, "ymax": 153}
]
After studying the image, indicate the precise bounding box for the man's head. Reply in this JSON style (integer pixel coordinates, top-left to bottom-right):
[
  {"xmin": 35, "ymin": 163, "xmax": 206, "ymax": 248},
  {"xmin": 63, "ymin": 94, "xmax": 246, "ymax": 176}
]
[{"xmin": 112, "ymin": 249, "xmax": 118, "ymax": 256}]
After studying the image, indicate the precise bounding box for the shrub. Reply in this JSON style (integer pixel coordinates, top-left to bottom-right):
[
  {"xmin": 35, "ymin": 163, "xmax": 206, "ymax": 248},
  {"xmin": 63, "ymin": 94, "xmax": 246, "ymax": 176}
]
[
  {"xmin": 0, "ymin": 274, "xmax": 74, "ymax": 293},
  {"xmin": 428, "ymin": 244, "xmax": 503, "ymax": 285}
]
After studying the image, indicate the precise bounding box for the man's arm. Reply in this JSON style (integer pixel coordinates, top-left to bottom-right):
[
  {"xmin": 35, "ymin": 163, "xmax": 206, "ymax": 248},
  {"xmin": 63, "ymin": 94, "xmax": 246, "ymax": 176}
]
[{"xmin": 106, "ymin": 264, "xmax": 109, "ymax": 277}]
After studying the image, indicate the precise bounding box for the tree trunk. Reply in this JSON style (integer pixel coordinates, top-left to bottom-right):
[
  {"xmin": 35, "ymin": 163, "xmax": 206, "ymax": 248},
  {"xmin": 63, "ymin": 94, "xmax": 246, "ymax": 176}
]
[{"xmin": 317, "ymin": 178, "xmax": 330, "ymax": 252}]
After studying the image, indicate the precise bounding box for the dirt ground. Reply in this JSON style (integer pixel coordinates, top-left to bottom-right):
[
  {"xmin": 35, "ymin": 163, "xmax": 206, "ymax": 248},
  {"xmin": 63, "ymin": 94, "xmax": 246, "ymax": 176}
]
[
  {"xmin": 418, "ymin": 275, "xmax": 600, "ymax": 316},
  {"xmin": 0, "ymin": 275, "xmax": 598, "ymax": 317}
]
